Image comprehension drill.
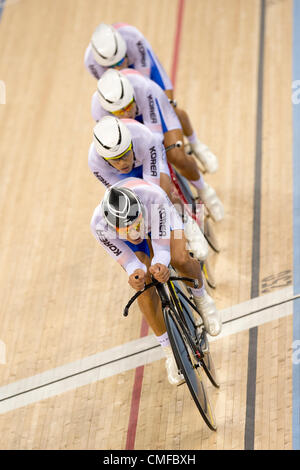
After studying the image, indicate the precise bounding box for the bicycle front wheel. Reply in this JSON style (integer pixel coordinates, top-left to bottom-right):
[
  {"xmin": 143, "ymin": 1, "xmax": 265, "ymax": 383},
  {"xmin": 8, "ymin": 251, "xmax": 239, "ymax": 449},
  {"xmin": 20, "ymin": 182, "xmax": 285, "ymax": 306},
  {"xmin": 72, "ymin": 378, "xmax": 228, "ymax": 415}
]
[
  {"xmin": 204, "ymin": 217, "xmax": 220, "ymax": 253},
  {"xmin": 202, "ymin": 258, "xmax": 217, "ymax": 290},
  {"xmin": 164, "ymin": 306, "xmax": 217, "ymax": 431},
  {"xmin": 197, "ymin": 329, "xmax": 220, "ymax": 388}
]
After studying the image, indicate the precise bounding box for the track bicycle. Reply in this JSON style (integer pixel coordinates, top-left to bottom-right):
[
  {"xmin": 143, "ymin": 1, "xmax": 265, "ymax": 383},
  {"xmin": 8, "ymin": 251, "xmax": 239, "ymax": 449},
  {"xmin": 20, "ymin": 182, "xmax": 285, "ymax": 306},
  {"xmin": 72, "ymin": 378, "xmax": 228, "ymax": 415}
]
[
  {"xmin": 166, "ymin": 141, "xmax": 220, "ymax": 254},
  {"xmin": 123, "ymin": 271, "xmax": 220, "ymax": 431},
  {"xmin": 165, "ymin": 142, "xmax": 219, "ymax": 290}
]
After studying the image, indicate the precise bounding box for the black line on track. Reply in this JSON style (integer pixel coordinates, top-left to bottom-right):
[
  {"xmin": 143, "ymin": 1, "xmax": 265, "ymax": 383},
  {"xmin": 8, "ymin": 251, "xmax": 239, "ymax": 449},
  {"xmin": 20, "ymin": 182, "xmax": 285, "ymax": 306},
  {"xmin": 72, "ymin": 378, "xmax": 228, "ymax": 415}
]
[
  {"xmin": 0, "ymin": 292, "xmax": 297, "ymax": 405},
  {"xmin": 0, "ymin": 0, "xmax": 5, "ymax": 22},
  {"xmin": 245, "ymin": 0, "xmax": 266, "ymax": 451},
  {"xmin": 222, "ymin": 293, "xmax": 297, "ymax": 324},
  {"xmin": 0, "ymin": 345, "xmax": 159, "ymax": 403}
]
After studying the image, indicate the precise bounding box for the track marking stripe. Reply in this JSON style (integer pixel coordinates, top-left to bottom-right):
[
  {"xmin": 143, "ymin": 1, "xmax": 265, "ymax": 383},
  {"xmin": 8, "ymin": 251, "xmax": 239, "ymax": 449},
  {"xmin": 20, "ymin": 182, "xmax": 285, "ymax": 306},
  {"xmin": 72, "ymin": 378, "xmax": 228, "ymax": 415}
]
[
  {"xmin": 125, "ymin": 320, "xmax": 149, "ymax": 450},
  {"xmin": 293, "ymin": 0, "xmax": 300, "ymax": 451},
  {"xmin": 0, "ymin": 1, "xmax": 5, "ymax": 21},
  {"xmin": 0, "ymin": 286, "xmax": 293, "ymax": 414}
]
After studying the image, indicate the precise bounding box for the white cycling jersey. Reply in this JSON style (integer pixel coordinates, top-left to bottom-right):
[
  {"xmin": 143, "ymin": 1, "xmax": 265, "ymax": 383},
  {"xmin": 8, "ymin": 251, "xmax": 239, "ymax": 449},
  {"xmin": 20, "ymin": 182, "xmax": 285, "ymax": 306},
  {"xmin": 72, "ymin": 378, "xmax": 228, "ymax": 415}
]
[
  {"xmin": 84, "ymin": 23, "xmax": 173, "ymax": 91},
  {"xmin": 91, "ymin": 69, "xmax": 180, "ymax": 136},
  {"xmin": 89, "ymin": 118, "xmax": 169, "ymax": 188},
  {"xmin": 90, "ymin": 177, "xmax": 183, "ymax": 275}
]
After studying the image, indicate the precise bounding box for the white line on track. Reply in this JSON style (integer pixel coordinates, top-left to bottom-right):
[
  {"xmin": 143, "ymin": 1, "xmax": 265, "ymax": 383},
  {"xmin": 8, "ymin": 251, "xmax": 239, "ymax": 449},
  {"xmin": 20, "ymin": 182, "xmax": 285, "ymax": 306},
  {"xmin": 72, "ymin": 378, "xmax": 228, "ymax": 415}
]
[{"xmin": 0, "ymin": 286, "xmax": 293, "ymax": 414}]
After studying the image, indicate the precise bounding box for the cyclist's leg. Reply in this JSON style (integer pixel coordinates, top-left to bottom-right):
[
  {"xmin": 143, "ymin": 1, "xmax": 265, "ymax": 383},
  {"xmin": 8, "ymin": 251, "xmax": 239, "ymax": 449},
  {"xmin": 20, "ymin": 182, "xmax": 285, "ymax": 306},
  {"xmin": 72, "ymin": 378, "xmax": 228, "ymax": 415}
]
[
  {"xmin": 170, "ymin": 230, "xmax": 203, "ymax": 284},
  {"xmin": 159, "ymin": 172, "xmax": 173, "ymax": 200},
  {"xmin": 159, "ymin": 156, "xmax": 187, "ymax": 216},
  {"xmin": 164, "ymin": 131, "xmax": 219, "ymax": 218},
  {"xmin": 164, "ymin": 90, "xmax": 219, "ymax": 173},
  {"xmin": 134, "ymin": 249, "xmax": 184, "ymax": 385},
  {"xmin": 161, "ymin": 166, "xmax": 209, "ymax": 261},
  {"xmin": 164, "ymin": 89, "xmax": 193, "ymax": 137},
  {"xmin": 165, "ymin": 130, "xmax": 224, "ymax": 222},
  {"xmin": 170, "ymin": 231, "xmax": 222, "ymax": 336},
  {"xmin": 164, "ymin": 128, "xmax": 202, "ymax": 182}
]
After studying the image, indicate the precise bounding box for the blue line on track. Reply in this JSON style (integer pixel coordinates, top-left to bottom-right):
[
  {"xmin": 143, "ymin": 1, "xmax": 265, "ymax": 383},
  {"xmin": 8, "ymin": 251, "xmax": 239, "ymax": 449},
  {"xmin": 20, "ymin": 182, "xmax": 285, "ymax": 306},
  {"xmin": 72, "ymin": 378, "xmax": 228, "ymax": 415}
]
[
  {"xmin": 293, "ymin": 0, "xmax": 300, "ymax": 451},
  {"xmin": 0, "ymin": 1, "xmax": 6, "ymax": 21}
]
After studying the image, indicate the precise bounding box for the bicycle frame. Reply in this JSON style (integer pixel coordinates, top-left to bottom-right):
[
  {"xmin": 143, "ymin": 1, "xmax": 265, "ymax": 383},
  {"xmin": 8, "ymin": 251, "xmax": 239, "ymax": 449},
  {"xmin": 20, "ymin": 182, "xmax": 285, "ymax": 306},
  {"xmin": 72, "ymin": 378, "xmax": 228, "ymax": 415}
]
[
  {"xmin": 123, "ymin": 274, "xmax": 219, "ymax": 430},
  {"xmin": 168, "ymin": 163, "xmax": 204, "ymax": 232},
  {"xmin": 123, "ymin": 275, "xmax": 204, "ymax": 362},
  {"xmin": 166, "ymin": 278, "xmax": 207, "ymax": 360},
  {"xmin": 165, "ymin": 143, "xmax": 220, "ymax": 254}
]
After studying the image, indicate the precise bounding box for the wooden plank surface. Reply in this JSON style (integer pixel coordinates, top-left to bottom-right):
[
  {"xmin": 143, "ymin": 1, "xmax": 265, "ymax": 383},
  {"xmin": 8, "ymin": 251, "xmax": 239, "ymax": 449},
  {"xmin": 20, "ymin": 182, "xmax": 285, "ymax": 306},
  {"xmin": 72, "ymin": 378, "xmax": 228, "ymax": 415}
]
[{"xmin": 0, "ymin": 0, "xmax": 294, "ymax": 450}]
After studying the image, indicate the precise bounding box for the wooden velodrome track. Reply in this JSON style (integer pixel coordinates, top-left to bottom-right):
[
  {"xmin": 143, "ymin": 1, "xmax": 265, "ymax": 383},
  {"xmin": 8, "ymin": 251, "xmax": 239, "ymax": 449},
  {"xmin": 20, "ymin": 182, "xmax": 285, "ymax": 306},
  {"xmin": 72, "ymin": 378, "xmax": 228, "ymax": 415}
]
[{"xmin": 0, "ymin": 0, "xmax": 296, "ymax": 450}]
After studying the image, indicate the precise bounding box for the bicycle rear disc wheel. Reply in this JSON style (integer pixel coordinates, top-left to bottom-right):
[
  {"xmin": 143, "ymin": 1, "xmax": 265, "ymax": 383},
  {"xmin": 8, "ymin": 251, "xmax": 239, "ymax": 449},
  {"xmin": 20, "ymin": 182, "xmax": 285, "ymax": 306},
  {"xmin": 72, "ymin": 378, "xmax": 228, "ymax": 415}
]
[
  {"xmin": 197, "ymin": 330, "xmax": 220, "ymax": 388},
  {"xmin": 165, "ymin": 307, "xmax": 217, "ymax": 431},
  {"xmin": 202, "ymin": 258, "xmax": 217, "ymax": 289},
  {"xmin": 204, "ymin": 217, "xmax": 220, "ymax": 253}
]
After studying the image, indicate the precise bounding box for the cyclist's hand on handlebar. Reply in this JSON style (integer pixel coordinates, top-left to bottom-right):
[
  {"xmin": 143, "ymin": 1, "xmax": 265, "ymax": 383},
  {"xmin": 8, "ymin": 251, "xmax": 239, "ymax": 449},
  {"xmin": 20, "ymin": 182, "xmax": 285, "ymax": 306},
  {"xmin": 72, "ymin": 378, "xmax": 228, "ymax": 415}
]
[
  {"xmin": 149, "ymin": 264, "xmax": 170, "ymax": 283},
  {"xmin": 129, "ymin": 269, "xmax": 146, "ymax": 291}
]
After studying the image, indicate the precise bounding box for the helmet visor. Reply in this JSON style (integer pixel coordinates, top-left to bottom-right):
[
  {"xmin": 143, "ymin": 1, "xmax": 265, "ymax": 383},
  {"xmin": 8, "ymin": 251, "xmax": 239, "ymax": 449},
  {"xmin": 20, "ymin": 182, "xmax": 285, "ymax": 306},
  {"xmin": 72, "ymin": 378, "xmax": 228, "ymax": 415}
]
[
  {"xmin": 103, "ymin": 141, "xmax": 132, "ymax": 160},
  {"xmin": 115, "ymin": 211, "xmax": 144, "ymax": 237},
  {"xmin": 103, "ymin": 186, "xmax": 144, "ymax": 230},
  {"xmin": 110, "ymin": 56, "xmax": 127, "ymax": 68},
  {"xmin": 111, "ymin": 98, "xmax": 135, "ymax": 117}
]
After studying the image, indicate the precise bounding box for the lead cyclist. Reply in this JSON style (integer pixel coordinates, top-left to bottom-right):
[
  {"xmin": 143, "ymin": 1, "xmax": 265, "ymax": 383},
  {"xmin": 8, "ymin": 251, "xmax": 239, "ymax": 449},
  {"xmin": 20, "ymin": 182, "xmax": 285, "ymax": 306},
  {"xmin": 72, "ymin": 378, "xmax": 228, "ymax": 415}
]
[
  {"xmin": 84, "ymin": 22, "xmax": 219, "ymax": 174},
  {"xmin": 90, "ymin": 178, "xmax": 222, "ymax": 386}
]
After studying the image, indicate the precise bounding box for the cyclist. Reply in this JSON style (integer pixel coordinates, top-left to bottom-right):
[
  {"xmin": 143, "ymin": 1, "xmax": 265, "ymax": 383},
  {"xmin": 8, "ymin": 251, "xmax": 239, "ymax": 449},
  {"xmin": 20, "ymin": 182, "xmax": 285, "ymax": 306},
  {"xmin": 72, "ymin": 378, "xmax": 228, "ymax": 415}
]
[
  {"xmin": 84, "ymin": 22, "xmax": 219, "ymax": 174},
  {"xmin": 91, "ymin": 68, "xmax": 224, "ymax": 223},
  {"xmin": 90, "ymin": 115, "xmax": 209, "ymax": 262},
  {"xmin": 90, "ymin": 178, "xmax": 222, "ymax": 385}
]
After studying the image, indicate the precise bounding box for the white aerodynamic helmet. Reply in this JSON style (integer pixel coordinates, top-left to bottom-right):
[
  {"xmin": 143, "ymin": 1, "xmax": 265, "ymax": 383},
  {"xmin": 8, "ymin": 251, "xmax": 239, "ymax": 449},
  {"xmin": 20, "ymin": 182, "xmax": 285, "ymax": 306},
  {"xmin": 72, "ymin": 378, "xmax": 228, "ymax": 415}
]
[
  {"xmin": 101, "ymin": 185, "xmax": 143, "ymax": 229},
  {"xmin": 97, "ymin": 69, "xmax": 134, "ymax": 112},
  {"xmin": 91, "ymin": 23, "xmax": 127, "ymax": 67},
  {"xmin": 93, "ymin": 115, "xmax": 132, "ymax": 159}
]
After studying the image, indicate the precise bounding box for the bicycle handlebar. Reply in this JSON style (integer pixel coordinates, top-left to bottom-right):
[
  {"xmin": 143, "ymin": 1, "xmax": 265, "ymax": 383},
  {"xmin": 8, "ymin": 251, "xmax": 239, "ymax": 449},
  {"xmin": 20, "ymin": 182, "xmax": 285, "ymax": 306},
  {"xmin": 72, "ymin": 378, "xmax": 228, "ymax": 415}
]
[{"xmin": 123, "ymin": 276, "xmax": 199, "ymax": 317}]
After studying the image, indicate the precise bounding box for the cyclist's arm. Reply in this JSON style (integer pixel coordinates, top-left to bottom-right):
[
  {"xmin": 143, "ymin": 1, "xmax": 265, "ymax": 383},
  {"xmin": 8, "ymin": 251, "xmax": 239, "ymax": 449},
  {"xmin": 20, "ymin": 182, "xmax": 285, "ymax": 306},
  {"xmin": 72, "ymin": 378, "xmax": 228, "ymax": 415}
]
[
  {"xmin": 88, "ymin": 143, "xmax": 120, "ymax": 188},
  {"xmin": 125, "ymin": 31, "xmax": 151, "ymax": 76},
  {"xmin": 141, "ymin": 132, "xmax": 162, "ymax": 187},
  {"xmin": 138, "ymin": 84, "xmax": 164, "ymax": 135},
  {"xmin": 149, "ymin": 263, "xmax": 170, "ymax": 283},
  {"xmin": 90, "ymin": 216, "xmax": 147, "ymax": 276},
  {"xmin": 146, "ymin": 187, "xmax": 183, "ymax": 268},
  {"xmin": 91, "ymin": 91, "xmax": 110, "ymax": 122},
  {"xmin": 151, "ymin": 231, "xmax": 171, "ymax": 268},
  {"xmin": 131, "ymin": 34, "xmax": 173, "ymax": 92},
  {"xmin": 151, "ymin": 242, "xmax": 171, "ymax": 270},
  {"xmin": 154, "ymin": 85, "xmax": 181, "ymax": 131},
  {"xmin": 139, "ymin": 132, "xmax": 170, "ymax": 198}
]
